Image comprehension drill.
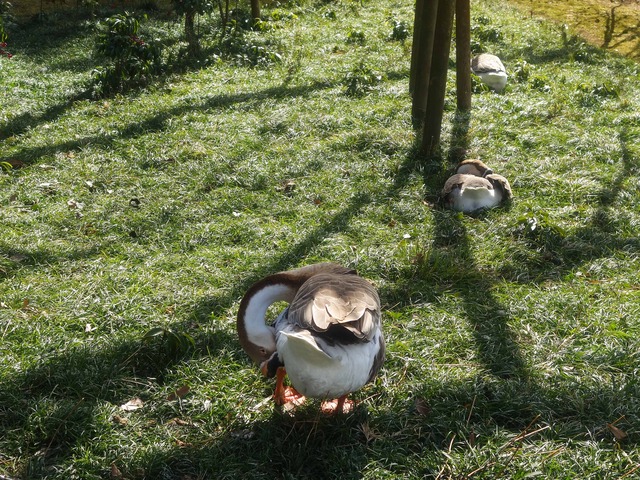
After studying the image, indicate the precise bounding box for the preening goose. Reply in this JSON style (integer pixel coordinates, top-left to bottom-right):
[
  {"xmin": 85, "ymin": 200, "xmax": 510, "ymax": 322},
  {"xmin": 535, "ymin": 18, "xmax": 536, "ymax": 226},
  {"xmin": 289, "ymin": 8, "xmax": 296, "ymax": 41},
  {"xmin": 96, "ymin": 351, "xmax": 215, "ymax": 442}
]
[
  {"xmin": 471, "ymin": 53, "xmax": 507, "ymax": 92},
  {"xmin": 237, "ymin": 263, "xmax": 385, "ymax": 414},
  {"xmin": 442, "ymin": 173, "xmax": 512, "ymax": 213}
]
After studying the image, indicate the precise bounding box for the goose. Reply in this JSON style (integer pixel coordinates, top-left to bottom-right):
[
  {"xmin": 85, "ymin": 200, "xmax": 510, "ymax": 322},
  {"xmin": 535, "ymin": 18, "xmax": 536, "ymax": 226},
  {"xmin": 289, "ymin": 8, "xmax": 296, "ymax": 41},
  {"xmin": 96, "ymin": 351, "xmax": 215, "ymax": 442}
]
[
  {"xmin": 237, "ymin": 262, "xmax": 385, "ymax": 414},
  {"xmin": 455, "ymin": 158, "xmax": 493, "ymax": 177},
  {"xmin": 471, "ymin": 53, "xmax": 507, "ymax": 92},
  {"xmin": 442, "ymin": 173, "xmax": 512, "ymax": 213}
]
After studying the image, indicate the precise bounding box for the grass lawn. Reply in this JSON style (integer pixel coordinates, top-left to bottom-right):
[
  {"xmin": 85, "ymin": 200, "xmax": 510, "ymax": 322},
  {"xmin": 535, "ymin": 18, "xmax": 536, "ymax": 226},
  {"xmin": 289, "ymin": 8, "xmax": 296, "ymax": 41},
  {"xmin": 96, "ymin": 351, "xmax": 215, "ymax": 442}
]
[{"xmin": 1, "ymin": 0, "xmax": 639, "ymax": 478}]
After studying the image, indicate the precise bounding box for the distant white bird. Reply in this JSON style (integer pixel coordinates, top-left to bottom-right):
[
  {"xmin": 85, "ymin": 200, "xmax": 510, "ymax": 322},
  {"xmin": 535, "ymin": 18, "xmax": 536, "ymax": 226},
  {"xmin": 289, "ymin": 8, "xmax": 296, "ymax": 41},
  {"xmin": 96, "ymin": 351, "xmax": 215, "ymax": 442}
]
[
  {"xmin": 442, "ymin": 173, "xmax": 512, "ymax": 213},
  {"xmin": 471, "ymin": 54, "xmax": 507, "ymax": 92}
]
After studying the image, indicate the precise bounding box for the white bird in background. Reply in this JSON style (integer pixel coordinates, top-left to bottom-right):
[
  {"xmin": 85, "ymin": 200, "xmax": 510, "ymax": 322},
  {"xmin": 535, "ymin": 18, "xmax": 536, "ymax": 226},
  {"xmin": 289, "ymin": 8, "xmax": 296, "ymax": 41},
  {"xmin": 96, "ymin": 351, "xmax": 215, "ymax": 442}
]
[
  {"xmin": 471, "ymin": 53, "xmax": 508, "ymax": 92},
  {"xmin": 237, "ymin": 263, "xmax": 385, "ymax": 414}
]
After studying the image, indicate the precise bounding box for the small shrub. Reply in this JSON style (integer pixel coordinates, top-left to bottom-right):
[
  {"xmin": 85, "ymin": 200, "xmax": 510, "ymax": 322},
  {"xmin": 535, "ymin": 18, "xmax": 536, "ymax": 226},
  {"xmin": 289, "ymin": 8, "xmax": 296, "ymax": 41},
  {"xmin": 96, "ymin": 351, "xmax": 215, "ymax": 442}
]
[
  {"xmin": 92, "ymin": 12, "xmax": 161, "ymax": 96},
  {"xmin": 343, "ymin": 62, "xmax": 382, "ymax": 97},
  {"xmin": 216, "ymin": 31, "xmax": 282, "ymax": 67},
  {"xmin": 471, "ymin": 74, "xmax": 489, "ymax": 93},
  {"xmin": 513, "ymin": 61, "xmax": 530, "ymax": 83},
  {"xmin": 530, "ymin": 75, "xmax": 551, "ymax": 93},
  {"xmin": 346, "ymin": 29, "xmax": 366, "ymax": 44},
  {"xmin": 389, "ymin": 19, "xmax": 410, "ymax": 42},
  {"xmin": 577, "ymin": 82, "xmax": 619, "ymax": 107},
  {"xmin": 471, "ymin": 16, "xmax": 503, "ymax": 43}
]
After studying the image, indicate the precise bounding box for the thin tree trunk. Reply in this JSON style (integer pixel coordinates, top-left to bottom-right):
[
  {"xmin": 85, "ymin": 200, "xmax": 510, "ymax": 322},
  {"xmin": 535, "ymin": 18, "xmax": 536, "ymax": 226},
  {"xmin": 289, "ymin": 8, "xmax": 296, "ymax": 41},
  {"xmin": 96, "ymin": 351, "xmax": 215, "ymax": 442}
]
[
  {"xmin": 250, "ymin": 0, "xmax": 261, "ymax": 21},
  {"xmin": 421, "ymin": 0, "xmax": 455, "ymax": 156},
  {"xmin": 409, "ymin": 0, "xmax": 424, "ymax": 95},
  {"xmin": 456, "ymin": 0, "xmax": 471, "ymax": 112},
  {"xmin": 410, "ymin": 0, "xmax": 439, "ymax": 129}
]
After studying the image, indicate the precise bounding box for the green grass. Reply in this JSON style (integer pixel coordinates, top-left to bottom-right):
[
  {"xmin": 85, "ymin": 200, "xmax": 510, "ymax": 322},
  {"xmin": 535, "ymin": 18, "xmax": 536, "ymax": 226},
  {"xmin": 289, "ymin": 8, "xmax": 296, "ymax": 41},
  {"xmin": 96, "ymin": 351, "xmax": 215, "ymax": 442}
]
[{"xmin": 1, "ymin": 0, "xmax": 640, "ymax": 478}]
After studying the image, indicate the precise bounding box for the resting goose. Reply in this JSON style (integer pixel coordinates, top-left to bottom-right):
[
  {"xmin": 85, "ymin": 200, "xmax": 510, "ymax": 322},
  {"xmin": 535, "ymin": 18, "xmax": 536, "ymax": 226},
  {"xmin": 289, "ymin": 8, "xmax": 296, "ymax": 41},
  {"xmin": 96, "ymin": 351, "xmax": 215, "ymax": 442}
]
[
  {"xmin": 471, "ymin": 53, "xmax": 507, "ymax": 92},
  {"xmin": 455, "ymin": 158, "xmax": 493, "ymax": 177},
  {"xmin": 442, "ymin": 172, "xmax": 512, "ymax": 213},
  {"xmin": 237, "ymin": 263, "xmax": 385, "ymax": 414}
]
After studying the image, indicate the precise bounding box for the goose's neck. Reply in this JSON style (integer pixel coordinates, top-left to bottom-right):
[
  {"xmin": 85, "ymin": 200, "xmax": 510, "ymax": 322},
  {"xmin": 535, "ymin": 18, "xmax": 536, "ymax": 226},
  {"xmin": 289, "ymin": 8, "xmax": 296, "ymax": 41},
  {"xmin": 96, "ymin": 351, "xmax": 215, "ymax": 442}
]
[{"xmin": 238, "ymin": 281, "xmax": 298, "ymax": 352}]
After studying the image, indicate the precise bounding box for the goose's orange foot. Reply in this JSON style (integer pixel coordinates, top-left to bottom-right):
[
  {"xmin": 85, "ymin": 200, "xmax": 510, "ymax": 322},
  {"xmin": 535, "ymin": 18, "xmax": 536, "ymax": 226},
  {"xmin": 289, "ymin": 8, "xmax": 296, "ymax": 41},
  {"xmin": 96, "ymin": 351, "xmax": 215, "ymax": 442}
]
[
  {"xmin": 279, "ymin": 386, "xmax": 306, "ymax": 406},
  {"xmin": 272, "ymin": 367, "xmax": 306, "ymax": 406},
  {"xmin": 321, "ymin": 395, "xmax": 354, "ymax": 414}
]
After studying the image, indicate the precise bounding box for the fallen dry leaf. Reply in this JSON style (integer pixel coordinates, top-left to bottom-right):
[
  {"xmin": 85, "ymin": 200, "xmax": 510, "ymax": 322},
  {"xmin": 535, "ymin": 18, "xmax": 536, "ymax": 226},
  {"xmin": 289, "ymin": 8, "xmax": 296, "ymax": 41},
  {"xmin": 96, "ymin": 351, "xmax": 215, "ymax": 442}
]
[
  {"xmin": 112, "ymin": 414, "xmax": 129, "ymax": 426},
  {"xmin": 415, "ymin": 397, "xmax": 431, "ymax": 416},
  {"xmin": 359, "ymin": 422, "xmax": 381, "ymax": 443},
  {"xmin": 167, "ymin": 418, "xmax": 191, "ymax": 426},
  {"xmin": 67, "ymin": 199, "xmax": 84, "ymax": 210},
  {"xmin": 607, "ymin": 423, "xmax": 628, "ymax": 441},
  {"xmin": 120, "ymin": 397, "xmax": 144, "ymax": 411},
  {"xmin": 167, "ymin": 385, "xmax": 190, "ymax": 401},
  {"xmin": 110, "ymin": 463, "xmax": 123, "ymax": 479}
]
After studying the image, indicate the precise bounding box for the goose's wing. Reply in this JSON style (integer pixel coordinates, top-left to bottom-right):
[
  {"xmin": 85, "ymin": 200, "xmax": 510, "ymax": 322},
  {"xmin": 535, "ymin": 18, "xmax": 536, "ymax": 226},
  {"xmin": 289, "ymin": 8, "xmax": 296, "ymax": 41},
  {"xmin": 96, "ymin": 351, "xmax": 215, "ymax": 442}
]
[
  {"xmin": 471, "ymin": 54, "xmax": 505, "ymax": 74},
  {"xmin": 443, "ymin": 173, "xmax": 492, "ymax": 195},
  {"xmin": 287, "ymin": 273, "xmax": 380, "ymax": 341}
]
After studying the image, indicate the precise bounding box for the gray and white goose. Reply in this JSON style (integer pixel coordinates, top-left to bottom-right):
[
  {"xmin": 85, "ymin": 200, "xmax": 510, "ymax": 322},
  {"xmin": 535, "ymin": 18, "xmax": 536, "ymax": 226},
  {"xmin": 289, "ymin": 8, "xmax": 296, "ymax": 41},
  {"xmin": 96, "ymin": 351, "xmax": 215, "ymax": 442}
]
[
  {"xmin": 471, "ymin": 53, "xmax": 507, "ymax": 92},
  {"xmin": 237, "ymin": 263, "xmax": 385, "ymax": 413},
  {"xmin": 442, "ymin": 171, "xmax": 512, "ymax": 213}
]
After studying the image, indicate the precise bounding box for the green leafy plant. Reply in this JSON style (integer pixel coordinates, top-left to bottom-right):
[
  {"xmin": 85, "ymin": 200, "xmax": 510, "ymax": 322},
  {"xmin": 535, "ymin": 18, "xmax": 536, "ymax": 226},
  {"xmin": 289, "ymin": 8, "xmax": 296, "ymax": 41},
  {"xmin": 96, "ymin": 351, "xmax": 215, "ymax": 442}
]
[
  {"xmin": 389, "ymin": 19, "xmax": 410, "ymax": 42},
  {"xmin": 343, "ymin": 61, "xmax": 382, "ymax": 96},
  {"xmin": 346, "ymin": 29, "xmax": 366, "ymax": 44},
  {"xmin": 215, "ymin": 30, "xmax": 282, "ymax": 67},
  {"xmin": 92, "ymin": 12, "xmax": 161, "ymax": 96}
]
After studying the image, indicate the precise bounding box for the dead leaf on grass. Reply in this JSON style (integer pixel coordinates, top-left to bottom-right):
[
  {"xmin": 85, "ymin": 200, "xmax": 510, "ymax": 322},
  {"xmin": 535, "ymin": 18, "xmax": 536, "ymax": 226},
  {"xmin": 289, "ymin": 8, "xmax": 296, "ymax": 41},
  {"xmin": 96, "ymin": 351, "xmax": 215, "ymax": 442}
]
[
  {"xmin": 167, "ymin": 385, "xmax": 190, "ymax": 401},
  {"xmin": 110, "ymin": 463, "xmax": 123, "ymax": 479},
  {"xmin": 607, "ymin": 423, "xmax": 628, "ymax": 441},
  {"xmin": 119, "ymin": 397, "xmax": 144, "ymax": 411},
  {"xmin": 167, "ymin": 417, "xmax": 191, "ymax": 426},
  {"xmin": 359, "ymin": 422, "xmax": 381, "ymax": 443},
  {"xmin": 112, "ymin": 414, "xmax": 129, "ymax": 426},
  {"xmin": 415, "ymin": 397, "xmax": 431, "ymax": 416}
]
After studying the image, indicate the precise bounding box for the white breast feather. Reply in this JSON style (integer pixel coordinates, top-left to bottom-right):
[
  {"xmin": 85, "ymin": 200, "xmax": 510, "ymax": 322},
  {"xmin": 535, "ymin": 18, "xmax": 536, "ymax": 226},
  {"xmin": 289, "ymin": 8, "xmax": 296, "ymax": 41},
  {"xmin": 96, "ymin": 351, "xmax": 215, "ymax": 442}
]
[{"xmin": 275, "ymin": 326, "xmax": 380, "ymax": 399}]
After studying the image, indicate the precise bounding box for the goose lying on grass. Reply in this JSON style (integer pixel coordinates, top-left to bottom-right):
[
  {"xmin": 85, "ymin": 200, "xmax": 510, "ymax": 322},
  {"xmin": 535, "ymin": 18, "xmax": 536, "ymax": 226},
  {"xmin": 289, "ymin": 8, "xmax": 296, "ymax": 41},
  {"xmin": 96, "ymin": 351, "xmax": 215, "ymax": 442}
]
[
  {"xmin": 442, "ymin": 159, "xmax": 512, "ymax": 213},
  {"xmin": 237, "ymin": 263, "xmax": 385, "ymax": 414},
  {"xmin": 471, "ymin": 53, "xmax": 507, "ymax": 92}
]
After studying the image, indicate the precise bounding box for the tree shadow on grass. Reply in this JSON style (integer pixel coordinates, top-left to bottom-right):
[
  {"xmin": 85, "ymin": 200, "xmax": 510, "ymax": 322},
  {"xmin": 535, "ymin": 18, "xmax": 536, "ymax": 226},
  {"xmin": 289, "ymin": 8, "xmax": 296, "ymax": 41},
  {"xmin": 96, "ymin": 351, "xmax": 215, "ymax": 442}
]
[
  {"xmin": 0, "ymin": 78, "xmax": 338, "ymax": 166},
  {"xmin": 0, "ymin": 190, "xmax": 374, "ymax": 477},
  {"xmin": 500, "ymin": 127, "xmax": 640, "ymax": 283}
]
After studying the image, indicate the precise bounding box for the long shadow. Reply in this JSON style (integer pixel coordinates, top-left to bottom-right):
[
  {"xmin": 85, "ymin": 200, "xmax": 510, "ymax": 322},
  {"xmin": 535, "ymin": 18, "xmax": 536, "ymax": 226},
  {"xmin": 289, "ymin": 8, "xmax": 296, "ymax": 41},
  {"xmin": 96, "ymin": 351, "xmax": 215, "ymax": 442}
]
[
  {"xmin": 0, "ymin": 79, "xmax": 338, "ymax": 166},
  {"xmin": 502, "ymin": 127, "xmax": 639, "ymax": 283},
  {"xmin": 0, "ymin": 189, "xmax": 374, "ymax": 476}
]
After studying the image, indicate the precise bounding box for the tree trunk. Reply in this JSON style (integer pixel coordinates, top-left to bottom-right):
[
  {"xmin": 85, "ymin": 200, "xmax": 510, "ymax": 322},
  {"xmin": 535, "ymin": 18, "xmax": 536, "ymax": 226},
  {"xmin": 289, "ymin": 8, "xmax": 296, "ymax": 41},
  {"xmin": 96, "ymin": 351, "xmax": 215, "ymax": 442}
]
[
  {"xmin": 185, "ymin": 10, "xmax": 198, "ymax": 54},
  {"xmin": 409, "ymin": 0, "xmax": 424, "ymax": 95},
  {"xmin": 456, "ymin": 0, "xmax": 471, "ymax": 112},
  {"xmin": 250, "ymin": 0, "xmax": 261, "ymax": 21},
  {"xmin": 420, "ymin": 0, "xmax": 455, "ymax": 156},
  {"xmin": 410, "ymin": 0, "xmax": 439, "ymax": 129}
]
